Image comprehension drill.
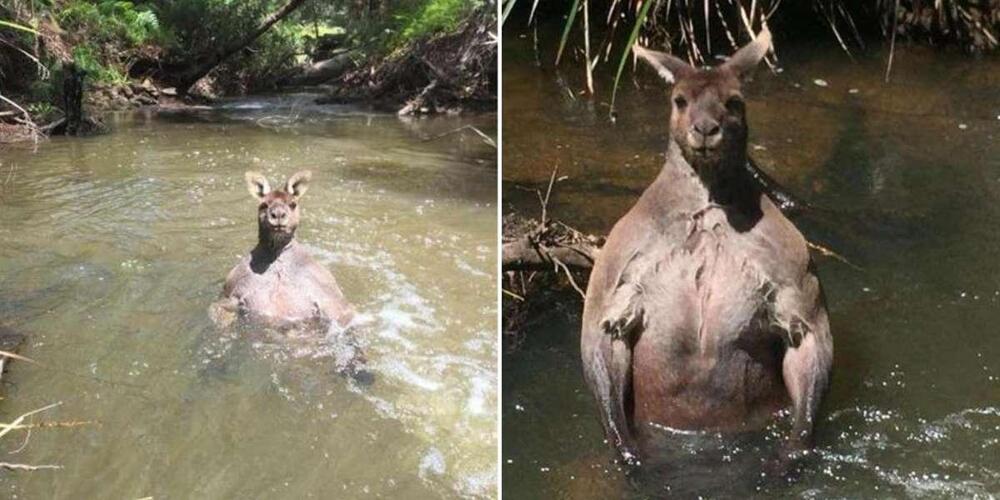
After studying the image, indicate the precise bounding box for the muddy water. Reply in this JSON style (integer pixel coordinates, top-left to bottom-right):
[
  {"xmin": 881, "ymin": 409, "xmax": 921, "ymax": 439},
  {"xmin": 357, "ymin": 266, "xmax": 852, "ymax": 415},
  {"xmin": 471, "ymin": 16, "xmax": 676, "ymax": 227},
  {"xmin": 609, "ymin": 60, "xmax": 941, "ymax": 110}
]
[
  {"xmin": 503, "ymin": 24, "xmax": 1000, "ymax": 499},
  {"xmin": 0, "ymin": 95, "xmax": 497, "ymax": 499}
]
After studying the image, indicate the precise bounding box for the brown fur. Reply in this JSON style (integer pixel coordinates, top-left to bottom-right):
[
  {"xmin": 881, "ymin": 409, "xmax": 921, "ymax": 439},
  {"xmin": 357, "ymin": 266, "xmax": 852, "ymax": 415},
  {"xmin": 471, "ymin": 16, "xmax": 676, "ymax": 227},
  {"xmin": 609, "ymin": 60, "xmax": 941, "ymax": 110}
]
[
  {"xmin": 581, "ymin": 30, "xmax": 833, "ymax": 467},
  {"xmin": 214, "ymin": 171, "xmax": 355, "ymax": 330}
]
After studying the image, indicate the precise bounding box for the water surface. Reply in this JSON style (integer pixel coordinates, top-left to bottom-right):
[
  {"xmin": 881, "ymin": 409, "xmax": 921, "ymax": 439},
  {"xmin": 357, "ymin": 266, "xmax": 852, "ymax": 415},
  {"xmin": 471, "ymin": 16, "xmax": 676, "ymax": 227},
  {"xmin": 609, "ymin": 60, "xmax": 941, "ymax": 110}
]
[
  {"xmin": 503, "ymin": 22, "xmax": 1000, "ymax": 499},
  {"xmin": 0, "ymin": 95, "xmax": 497, "ymax": 499}
]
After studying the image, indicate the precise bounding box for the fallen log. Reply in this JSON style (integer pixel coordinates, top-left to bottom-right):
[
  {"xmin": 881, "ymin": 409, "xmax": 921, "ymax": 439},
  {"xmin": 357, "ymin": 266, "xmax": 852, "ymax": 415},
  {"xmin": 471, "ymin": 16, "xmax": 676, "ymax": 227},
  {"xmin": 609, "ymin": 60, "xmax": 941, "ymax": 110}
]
[
  {"xmin": 502, "ymin": 216, "xmax": 600, "ymax": 272},
  {"xmin": 284, "ymin": 50, "xmax": 358, "ymax": 86},
  {"xmin": 171, "ymin": 0, "xmax": 310, "ymax": 93}
]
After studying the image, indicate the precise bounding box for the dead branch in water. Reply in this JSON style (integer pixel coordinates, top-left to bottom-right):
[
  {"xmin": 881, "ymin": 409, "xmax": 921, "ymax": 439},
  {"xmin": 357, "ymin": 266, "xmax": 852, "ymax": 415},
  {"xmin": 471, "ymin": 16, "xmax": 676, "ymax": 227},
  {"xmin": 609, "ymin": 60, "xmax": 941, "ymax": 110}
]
[
  {"xmin": 0, "ymin": 93, "xmax": 42, "ymax": 144},
  {"xmin": 0, "ymin": 350, "xmax": 37, "ymax": 365},
  {"xmin": 502, "ymin": 165, "xmax": 860, "ymax": 331},
  {"xmin": 421, "ymin": 125, "xmax": 497, "ymax": 149},
  {"xmin": 0, "ymin": 343, "xmax": 96, "ymax": 472},
  {"xmin": 0, "ymin": 462, "xmax": 62, "ymax": 471},
  {"xmin": 0, "ymin": 402, "xmax": 63, "ymax": 440},
  {"xmin": 503, "ymin": 167, "xmax": 602, "ymax": 297}
]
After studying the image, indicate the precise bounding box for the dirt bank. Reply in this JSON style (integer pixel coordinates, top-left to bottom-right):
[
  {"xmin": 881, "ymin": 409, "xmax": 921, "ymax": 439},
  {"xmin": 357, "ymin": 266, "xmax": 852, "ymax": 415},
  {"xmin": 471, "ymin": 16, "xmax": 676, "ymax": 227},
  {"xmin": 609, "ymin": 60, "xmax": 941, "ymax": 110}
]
[{"xmin": 317, "ymin": 8, "xmax": 497, "ymax": 115}]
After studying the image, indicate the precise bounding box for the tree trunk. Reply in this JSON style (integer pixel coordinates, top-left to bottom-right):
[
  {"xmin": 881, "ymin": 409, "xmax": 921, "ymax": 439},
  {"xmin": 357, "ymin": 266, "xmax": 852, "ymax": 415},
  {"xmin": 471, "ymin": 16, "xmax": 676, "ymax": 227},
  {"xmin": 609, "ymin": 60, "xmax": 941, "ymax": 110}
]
[
  {"xmin": 174, "ymin": 0, "xmax": 310, "ymax": 93},
  {"xmin": 62, "ymin": 62, "xmax": 85, "ymax": 136}
]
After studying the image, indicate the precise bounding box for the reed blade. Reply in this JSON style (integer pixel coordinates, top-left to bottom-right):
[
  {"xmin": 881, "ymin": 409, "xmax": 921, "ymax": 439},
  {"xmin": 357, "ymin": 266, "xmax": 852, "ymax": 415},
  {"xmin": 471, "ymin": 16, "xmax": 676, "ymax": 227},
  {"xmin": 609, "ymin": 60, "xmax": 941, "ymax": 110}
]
[
  {"xmin": 555, "ymin": 0, "xmax": 582, "ymax": 65},
  {"xmin": 610, "ymin": 0, "xmax": 655, "ymax": 115}
]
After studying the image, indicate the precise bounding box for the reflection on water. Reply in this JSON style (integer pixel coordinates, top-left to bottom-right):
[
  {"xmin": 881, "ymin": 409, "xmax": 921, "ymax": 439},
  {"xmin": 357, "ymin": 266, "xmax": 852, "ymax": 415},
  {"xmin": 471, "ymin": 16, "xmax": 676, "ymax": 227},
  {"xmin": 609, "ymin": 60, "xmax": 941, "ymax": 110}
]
[
  {"xmin": 502, "ymin": 20, "xmax": 1000, "ymax": 499},
  {"xmin": 0, "ymin": 95, "xmax": 497, "ymax": 499}
]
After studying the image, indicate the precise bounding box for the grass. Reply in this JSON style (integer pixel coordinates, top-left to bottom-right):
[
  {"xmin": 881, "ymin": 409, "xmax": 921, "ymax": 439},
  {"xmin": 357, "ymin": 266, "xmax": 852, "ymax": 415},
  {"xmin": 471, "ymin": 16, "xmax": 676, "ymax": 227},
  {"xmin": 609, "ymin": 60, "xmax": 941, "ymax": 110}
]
[{"xmin": 503, "ymin": 0, "xmax": 999, "ymax": 117}]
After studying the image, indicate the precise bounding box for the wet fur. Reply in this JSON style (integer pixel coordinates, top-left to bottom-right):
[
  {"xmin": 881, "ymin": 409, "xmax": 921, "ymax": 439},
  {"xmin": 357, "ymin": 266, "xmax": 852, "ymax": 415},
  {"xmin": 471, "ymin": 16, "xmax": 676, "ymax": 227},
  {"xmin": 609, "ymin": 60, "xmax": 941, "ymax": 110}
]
[
  {"xmin": 214, "ymin": 172, "xmax": 355, "ymax": 335},
  {"xmin": 581, "ymin": 31, "xmax": 833, "ymax": 465}
]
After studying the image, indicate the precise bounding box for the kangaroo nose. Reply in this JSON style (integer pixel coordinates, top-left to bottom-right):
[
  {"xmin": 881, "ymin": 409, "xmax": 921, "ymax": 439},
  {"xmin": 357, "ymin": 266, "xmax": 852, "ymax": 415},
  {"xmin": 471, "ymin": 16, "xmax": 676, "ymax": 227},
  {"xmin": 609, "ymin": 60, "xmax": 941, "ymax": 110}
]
[
  {"xmin": 693, "ymin": 119, "xmax": 721, "ymax": 138},
  {"xmin": 269, "ymin": 207, "xmax": 287, "ymax": 222}
]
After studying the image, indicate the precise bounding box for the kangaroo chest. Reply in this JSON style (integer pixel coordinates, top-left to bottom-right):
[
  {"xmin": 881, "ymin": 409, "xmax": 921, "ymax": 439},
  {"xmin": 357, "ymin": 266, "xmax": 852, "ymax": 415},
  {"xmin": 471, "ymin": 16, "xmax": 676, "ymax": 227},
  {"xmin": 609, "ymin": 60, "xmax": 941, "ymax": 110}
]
[
  {"xmin": 234, "ymin": 254, "xmax": 324, "ymax": 326},
  {"xmin": 630, "ymin": 205, "xmax": 789, "ymax": 430},
  {"xmin": 646, "ymin": 207, "xmax": 775, "ymax": 351}
]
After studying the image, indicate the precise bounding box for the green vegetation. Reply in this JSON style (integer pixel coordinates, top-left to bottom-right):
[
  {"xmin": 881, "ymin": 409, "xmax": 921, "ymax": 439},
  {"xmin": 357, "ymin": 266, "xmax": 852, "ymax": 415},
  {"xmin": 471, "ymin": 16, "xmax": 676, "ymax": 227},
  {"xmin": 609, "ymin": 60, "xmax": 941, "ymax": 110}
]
[
  {"xmin": 399, "ymin": 0, "xmax": 482, "ymax": 41},
  {"xmin": 58, "ymin": 1, "xmax": 162, "ymax": 45},
  {"xmin": 1, "ymin": 0, "xmax": 489, "ymax": 97}
]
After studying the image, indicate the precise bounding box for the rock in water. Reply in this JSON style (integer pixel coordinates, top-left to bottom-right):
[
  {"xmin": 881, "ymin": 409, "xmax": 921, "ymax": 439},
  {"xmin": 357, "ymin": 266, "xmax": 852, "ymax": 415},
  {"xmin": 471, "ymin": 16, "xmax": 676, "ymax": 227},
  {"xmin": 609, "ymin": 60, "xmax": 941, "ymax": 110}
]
[{"xmin": 0, "ymin": 324, "xmax": 27, "ymax": 381}]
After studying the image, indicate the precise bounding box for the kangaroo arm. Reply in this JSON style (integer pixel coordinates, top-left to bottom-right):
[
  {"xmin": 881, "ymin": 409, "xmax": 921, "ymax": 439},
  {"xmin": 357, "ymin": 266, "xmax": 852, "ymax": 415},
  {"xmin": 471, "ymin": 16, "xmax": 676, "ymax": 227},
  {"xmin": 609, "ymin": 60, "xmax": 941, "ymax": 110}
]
[
  {"xmin": 208, "ymin": 296, "xmax": 240, "ymax": 330},
  {"xmin": 588, "ymin": 336, "xmax": 640, "ymax": 467},
  {"xmin": 773, "ymin": 272, "xmax": 833, "ymax": 451},
  {"xmin": 594, "ymin": 263, "xmax": 647, "ymax": 466}
]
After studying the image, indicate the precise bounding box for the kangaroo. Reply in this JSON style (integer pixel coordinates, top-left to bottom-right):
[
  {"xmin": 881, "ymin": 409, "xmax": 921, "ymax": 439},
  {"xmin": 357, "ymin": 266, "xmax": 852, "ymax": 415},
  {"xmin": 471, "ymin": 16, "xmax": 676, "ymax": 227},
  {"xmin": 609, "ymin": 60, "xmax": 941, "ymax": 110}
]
[
  {"xmin": 210, "ymin": 171, "xmax": 370, "ymax": 381},
  {"xmin": 580, "ymin": 29, "xmax": 832, "ymax": 470},
  {"xmin": 213, "ymin": 170, "xmax": 355, "ymax": 333}
]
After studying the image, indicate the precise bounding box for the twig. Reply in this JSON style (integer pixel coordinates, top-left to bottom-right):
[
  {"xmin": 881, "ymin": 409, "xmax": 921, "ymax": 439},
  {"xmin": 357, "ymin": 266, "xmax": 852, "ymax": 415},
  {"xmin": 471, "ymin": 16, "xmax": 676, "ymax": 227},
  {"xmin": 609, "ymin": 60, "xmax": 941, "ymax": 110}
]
[
  {"xmin": 583, "ymin": 0, "xmax": 594, "ymax": 94},
  {"xmin": 3, "ymin": 162, "xmax": 16, "ymax": 187},
  {"xmin": 539, "ymin": 165, "xmax": 559, "ymax": 228},
  {"xmin": 808, "ymin": 241, "xmax": 861, "ymax": 271},
  {"xmin": 503, "ymin": 288, "xmax": 525, "ymax": 301},
  {"xmin": 0, "ymin": 94, "xmax": 31, "ymax": 120},
  {"xmin": 0, "ymin": 37, "xmax": 49, "ymax": 79},
  {"xmin": 553, "ymin": 257, "xmax": 586, "ymax": 298},
  {"xmin": 0, "ymin": 349, "xmax": 36, "ymax": 365},
  {"xmin": 0, "ymin": 402, "xmax": 62, "ymax": 440},
  {"xmin": 1, "ymin": 420, "xmax": 96, "ymax": 431},
  {"xmin": 422, "ymin": 125, "xmax": 497, "ymax": 148},
  {"xmin": 885, "ymin": 0, "xmax": 900, "ymax": 82},
  {"xmin": 9, "ymin": 427, "xmax": 30, "ymax": 454},
  {"xmin": 0, "ymin": 462, "xmax": 62, "ymax": 471}
]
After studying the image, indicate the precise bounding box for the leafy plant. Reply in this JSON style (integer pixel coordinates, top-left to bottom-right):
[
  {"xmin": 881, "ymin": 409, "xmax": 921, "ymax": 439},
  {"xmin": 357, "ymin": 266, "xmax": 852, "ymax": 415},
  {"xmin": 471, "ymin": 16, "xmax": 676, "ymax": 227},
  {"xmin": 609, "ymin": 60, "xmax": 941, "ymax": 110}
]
[
  {"xmin": 71, "ymin": 44, "xmax": 128, "ymax": 84},
  {"xmin": 59, "ymin": 1, "xmax": 162, "ymax": 46},
  {"xmin": 399, "ymin": 0, "xmax": 481, "ymax": 42}
]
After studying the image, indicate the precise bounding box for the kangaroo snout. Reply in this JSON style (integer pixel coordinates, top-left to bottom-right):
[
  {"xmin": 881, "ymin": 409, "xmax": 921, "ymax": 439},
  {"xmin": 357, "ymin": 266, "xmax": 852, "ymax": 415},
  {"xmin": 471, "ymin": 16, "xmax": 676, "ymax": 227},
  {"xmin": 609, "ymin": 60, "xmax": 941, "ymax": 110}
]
[
  {"xmin": 268, "ymin": 205, "xmax": 289, "ymax": 225},
  {"xmin": 689, "ymin": 118, "xmax": 722, "ymax": 150}
]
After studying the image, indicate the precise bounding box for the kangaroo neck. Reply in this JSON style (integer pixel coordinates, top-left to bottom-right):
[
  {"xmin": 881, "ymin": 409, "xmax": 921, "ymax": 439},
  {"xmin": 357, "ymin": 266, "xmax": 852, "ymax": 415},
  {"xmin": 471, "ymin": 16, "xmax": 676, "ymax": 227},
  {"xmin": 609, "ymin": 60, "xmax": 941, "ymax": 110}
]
[
  {"xmin": 255, "ymin": 227, "xmax": 297, "ymax": 262},
  {"xmin": 669, "ymin": 139, "xmax": 757, "ymax": 209}
]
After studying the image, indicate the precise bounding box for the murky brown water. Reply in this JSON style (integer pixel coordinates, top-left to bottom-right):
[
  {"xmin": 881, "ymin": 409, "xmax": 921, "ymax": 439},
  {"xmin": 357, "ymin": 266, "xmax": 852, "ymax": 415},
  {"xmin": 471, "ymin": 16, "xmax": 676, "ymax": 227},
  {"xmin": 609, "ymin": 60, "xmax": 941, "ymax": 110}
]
[
  {"xmin": 0, "ymin": 95, "xmax": 497, "ymax": 499},
  {"xmin": 503, "ymin": 20, "xmax": 1000, "ymax": 499}
]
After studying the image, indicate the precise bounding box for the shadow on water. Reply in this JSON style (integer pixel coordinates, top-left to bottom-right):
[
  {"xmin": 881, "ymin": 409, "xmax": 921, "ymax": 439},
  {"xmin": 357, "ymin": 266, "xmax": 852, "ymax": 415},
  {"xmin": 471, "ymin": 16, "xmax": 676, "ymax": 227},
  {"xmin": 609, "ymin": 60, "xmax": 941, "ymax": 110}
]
[{"xmin": 503, "ymin": 12, "xmax": 1000, "ymax": 500}]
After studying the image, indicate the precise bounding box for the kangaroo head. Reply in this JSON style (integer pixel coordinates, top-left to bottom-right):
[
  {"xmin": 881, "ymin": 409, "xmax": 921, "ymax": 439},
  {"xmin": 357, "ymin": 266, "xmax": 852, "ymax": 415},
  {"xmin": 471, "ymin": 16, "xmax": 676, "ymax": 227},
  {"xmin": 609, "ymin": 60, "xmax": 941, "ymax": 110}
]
[
  {"xmin": 634, "ymin": 29, "xmax": 771, "ymax": 172},
  {"xmin": 245, "ymin": 170, "xmax": 311, "ymax": 248}
]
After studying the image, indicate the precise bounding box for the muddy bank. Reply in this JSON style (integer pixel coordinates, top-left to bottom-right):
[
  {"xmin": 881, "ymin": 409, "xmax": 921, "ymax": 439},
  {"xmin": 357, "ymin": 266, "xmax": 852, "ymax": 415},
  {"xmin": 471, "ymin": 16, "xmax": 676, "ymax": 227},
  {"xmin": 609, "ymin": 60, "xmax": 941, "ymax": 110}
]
[{"xmin": 318, "ymin": 9, "xmax": 497, "ymax": 115}]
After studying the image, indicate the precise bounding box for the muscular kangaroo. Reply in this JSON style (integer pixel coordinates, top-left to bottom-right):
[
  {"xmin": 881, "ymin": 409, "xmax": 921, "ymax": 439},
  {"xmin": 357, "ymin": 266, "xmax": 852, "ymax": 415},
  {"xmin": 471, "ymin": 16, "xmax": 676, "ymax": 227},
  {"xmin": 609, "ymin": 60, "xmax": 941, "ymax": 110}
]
[
  {"xmin": 211, "ymin": 171, "xmax": 369, "ymax": 382},
  {"xmin": 214, "ymin": 170, "xmax": 356, "ymax": 330},
  {"xmin": 581, "ymin": 29, "xmax": 832, "ymax": 469}
]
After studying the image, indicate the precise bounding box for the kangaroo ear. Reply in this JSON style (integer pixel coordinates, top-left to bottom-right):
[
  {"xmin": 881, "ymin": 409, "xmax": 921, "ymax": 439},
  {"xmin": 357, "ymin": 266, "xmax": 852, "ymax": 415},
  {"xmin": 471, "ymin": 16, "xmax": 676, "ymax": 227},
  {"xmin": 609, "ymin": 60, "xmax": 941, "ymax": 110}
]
[
  {"xmin": 245, "ymin": 171, "xmax": 270, "ymax": 200},
  {"xmin": 286, "ymin": 170, "xmax": 312, "ymax": 199},
  {"xmin": 722, "ymin": 28, "xmax": 772, "ymax": 78},
  {"xmin": 633, "ymin": 44, "xmax": 693, "ymax": 84}
]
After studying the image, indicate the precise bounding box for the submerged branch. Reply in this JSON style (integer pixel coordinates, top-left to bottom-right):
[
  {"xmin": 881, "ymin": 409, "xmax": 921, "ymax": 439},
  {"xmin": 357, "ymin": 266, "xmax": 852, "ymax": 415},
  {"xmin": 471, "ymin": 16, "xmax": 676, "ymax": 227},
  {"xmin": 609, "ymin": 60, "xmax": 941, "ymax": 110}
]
[
  {"xmin": 422, "ymin": 125, "xmax": 497, "ymax": 149},
  {"xmin": 0, "ymin": 462, "xmax": 62, "ymax": 471}
]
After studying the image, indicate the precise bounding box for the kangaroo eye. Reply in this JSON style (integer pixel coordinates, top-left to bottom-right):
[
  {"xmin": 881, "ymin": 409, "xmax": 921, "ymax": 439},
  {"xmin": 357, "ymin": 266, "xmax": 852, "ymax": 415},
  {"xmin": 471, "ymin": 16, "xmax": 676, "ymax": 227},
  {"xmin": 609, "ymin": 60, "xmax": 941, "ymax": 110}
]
[
  {"xmin": 289, "ymin": 202, "xmax": 298, "ymax": 210},
  {"xmin": 259, "ymin": 203, "xmax": 268, "ymax": 210},
  {"xmin": 725, "ymin": 96, "xmax": 744, "ymax": 113},
  {"xmin": 673, "ymin": 96, "xmax": 688, "ymax": 109}
]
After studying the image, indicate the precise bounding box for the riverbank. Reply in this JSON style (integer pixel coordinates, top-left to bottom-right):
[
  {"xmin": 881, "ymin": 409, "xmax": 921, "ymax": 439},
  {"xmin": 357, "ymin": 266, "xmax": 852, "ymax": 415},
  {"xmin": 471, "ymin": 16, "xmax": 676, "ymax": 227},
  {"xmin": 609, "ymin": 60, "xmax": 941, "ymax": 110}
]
[
  {"xmin": 319, "ymin": 8, "xmax": 497, "ymax": 115},
  {"xmin": 0, "ymin": 2, "xmax": 497, "ymax": 144}
]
